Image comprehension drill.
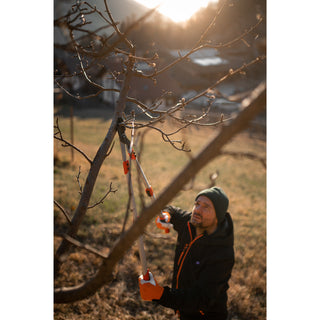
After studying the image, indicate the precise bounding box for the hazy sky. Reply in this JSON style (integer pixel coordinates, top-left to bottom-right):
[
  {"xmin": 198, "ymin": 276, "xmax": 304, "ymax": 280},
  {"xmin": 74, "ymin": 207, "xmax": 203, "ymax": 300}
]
[{"xmin": 133, "ymin": 0, "xmax": 218, "ymax": 23}]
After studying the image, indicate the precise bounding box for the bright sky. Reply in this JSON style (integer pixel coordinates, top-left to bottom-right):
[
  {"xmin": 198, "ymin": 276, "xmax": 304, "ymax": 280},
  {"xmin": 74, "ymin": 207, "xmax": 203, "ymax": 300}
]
[{"xmin": 134, "ymin": 0, "xmax": 218, "ymax": 23}]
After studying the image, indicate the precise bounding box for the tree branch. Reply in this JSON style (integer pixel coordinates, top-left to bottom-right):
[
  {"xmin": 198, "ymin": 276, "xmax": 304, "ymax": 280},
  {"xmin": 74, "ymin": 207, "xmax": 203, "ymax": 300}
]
[
  {"xmin": 54, "ymin": 118, "xmax": 93, "ymax": 165},
  {"xmin": 54, "ymin": 200, "xmax": 72, "ymax": 224},
  {"xmin": 87, "ymin": 182, "xmax": 117, "ymax": 209},
  {"xmin": 58, "ymin": 233, "xmax": 108, "ymax": 259},
  {"xmin": 76, "ymin": 166, "xmax": 83, "ymax": 195}
]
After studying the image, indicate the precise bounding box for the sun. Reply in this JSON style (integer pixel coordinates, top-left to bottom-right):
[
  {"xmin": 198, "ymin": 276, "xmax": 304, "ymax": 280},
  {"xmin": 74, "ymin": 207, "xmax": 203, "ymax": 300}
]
[{"xmin": 135, "ymin": 0, "xmax": 218, "ymax": 23}]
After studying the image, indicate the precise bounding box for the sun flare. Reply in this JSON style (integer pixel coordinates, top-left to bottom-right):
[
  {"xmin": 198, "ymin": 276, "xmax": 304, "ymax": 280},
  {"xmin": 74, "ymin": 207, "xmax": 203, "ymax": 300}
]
[{"xmin": 135, "ymin": 0, "xmax": 218, "ymax": 23}]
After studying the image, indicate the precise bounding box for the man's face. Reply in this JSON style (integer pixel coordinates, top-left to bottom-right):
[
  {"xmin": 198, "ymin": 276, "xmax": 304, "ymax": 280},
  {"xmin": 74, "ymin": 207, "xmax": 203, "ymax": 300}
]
[{"xmin": 191, "ymin": 195, "xmax": 218, "ymax": 234}]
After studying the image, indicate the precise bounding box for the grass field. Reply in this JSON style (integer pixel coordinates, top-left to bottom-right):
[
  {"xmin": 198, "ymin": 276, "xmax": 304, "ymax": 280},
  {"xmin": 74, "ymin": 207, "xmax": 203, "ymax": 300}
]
[{"xmin": 54, "ymin": 111, "xmax": 266, "ymax": 320}]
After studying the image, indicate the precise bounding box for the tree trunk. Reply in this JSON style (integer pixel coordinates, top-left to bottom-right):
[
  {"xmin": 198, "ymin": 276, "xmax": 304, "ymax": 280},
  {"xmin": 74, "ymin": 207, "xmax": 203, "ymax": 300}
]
[{"xmin": 54, "ymin": 58, "xmax": 135, "ymax": 276}]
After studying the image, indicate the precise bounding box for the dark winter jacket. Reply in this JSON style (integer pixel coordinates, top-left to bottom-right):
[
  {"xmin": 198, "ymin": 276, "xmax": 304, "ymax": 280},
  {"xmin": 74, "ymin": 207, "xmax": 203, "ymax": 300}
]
[{"xmin": 157, "ymin": 206, "xmax": 234, "ymax": 320}]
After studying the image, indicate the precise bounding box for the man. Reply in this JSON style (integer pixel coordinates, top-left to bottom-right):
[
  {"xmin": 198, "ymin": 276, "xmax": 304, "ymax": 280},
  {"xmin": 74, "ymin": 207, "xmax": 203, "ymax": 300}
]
[{"xmin": 139, "ymin": 186, "xmax": 234, "ymax": 320}]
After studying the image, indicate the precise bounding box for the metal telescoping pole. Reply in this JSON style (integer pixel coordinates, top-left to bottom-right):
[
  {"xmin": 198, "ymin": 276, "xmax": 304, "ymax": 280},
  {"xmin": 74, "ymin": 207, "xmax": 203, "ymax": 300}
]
[
  {"xmin": 117, "ymin": 119, "xmax": 169, "ymax": 277},
  {"xmin": 128, "ymin": 148, "xmax": 169, "ymax": 232},
  {"xmin": 135, "ymin": 157, "xmax": 156, "ymax": 199},
  {"xmin": 124, "ymin": 133, "xmax": 170, "ymax": 232}
]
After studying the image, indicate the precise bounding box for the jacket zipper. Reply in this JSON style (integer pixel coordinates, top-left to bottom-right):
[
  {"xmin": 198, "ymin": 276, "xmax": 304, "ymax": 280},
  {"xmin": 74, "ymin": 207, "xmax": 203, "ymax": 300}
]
[
  {"xmin": 177, "ymin": 243, "xmax": 188, "ymax": 266},
  {"xmin": 175, "ymin": 223, "xmax": 205, "ymax": 318},
  {"xmin": 176, "ymin": 233, "xmax": 203, "ymax": 289},
  {"xmin": 177, "ymin": 222, "xmax": 193, "ymax": 267}
]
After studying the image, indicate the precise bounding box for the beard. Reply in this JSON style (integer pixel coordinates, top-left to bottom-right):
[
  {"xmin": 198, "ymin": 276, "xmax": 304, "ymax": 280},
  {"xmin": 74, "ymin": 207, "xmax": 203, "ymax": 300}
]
[
  {"xmin": 190, "ymin": 213, "xmax": 202, "ymax": 227},
  {"xmin": 190, "ymin": 209, "xmax": 218, "ymax": 235}
]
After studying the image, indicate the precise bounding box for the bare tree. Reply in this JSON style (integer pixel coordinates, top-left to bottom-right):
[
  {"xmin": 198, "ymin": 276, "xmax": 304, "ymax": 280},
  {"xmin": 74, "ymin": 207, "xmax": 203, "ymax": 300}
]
[{"xmin": 54, "ymin": 0, "xmax": 265, "ymax": 303}]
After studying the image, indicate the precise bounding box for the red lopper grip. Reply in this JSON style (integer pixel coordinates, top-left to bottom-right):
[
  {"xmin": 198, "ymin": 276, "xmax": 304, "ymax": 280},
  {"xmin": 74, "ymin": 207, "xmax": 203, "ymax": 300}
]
[
  {"xmin": 145, "ymin": 187, "xmax": 154, "ymax": 197},
  {"xmin": 129, "ymin": 150, "xmax": 136, "ymax": 160},
  {"xmin": 123, "ymin": 160, "xmax": 129, "ymax": 174},
  {"xmin": 158, "ymin": 212, "xmax": 171, "ymax": 234},
  {"xmin": 143, "ymin": 269, "xmax": 150, "ymax": 281}
]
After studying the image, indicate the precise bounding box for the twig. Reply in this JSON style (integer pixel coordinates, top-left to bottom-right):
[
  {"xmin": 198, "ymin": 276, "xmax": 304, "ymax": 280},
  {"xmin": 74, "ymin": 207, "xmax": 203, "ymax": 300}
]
[
  {"xmin": 84, "ymin": 1, "xmax": 112, "ymax": 26},
  {"xmin": 54, "ymin": 79, "xmax": 118, "ymax": 101},
  {"xmin": 208, "ymin": 17, "xmax": 263, "ymax": 50},
  {"xmin": 105, "ymin": 140, "xmax": 115, "ymax": 158},
  {"xmin": 76, "ymin": 166, "xmax": 83, "ymax": 195},
  {"xmin": 54, "ymin": 200, "xmax": 72, "ymax": 224},
  {"xmin": 54, "ymin": 118, "xmax": 93, "ymax": 165},
  {"xmin": 194, "ymin": 0, "xmax": 227, "ymax": 47},
  {"xmin": 87, "ymin": 182, "xmax": 117, "ymax": 209},
  {"xmin": 126, "ymin": 97, "xmax": 156, "ymax": 119},
  {"xmin": 74, "ymin": 45, "xmax": 105, "ymax": 91}
]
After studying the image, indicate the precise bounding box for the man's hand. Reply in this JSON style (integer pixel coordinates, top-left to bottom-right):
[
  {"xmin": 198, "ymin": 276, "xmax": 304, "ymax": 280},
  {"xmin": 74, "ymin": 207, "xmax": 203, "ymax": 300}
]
[
  {"xmin": 155, "ymin": 211, "xmax": 171, "ymax": 233},
  {"xmin": 139, "ymin": 271, "xmax": 164, "ymax": 301}
]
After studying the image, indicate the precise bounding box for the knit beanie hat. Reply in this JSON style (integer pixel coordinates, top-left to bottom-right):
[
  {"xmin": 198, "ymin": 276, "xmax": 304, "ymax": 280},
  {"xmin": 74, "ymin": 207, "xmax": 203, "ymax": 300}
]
[{"xmin": 195, "ymin": 186, "xmax": 229, "ymax": 223}]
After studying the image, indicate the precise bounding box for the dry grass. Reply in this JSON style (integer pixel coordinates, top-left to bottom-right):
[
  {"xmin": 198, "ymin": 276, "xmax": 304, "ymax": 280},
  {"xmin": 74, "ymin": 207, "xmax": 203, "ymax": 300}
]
[{"xmin": 54, "ymin": 113, "xmax": 266, "ymax": 320}]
